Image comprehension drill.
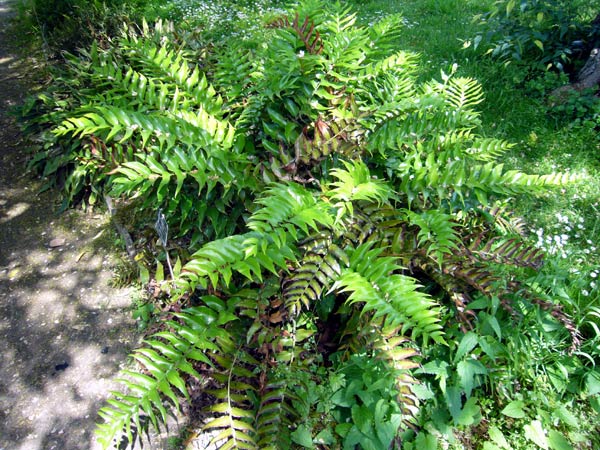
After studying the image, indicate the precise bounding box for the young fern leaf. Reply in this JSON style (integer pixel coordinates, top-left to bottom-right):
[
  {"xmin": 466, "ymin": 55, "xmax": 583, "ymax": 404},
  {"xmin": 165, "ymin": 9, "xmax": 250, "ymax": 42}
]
[
  {"xmin": 332, "ymin": 243, "xmax": 445, "ymax": 345},
  {"xmin": 267, "ymin": 13, "xmax": 324, "ymax": 55},
  {"xmin": 327, "ymin": 160, "xmax": 392, "ymax": 219}
]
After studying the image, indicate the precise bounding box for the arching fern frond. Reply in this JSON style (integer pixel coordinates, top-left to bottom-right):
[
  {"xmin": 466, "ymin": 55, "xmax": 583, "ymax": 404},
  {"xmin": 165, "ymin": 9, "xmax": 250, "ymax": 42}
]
[
  {"xmin": 180, "ymin": 232, "xmax": 295, "ymax": 291},
  {"xmin": 54, "ymin": 104, "xmax": 235, "ymax": 152},
  {"xmin": 96, "ymin": 303, "xmax": 236, "ymax": 450},
  {"xmin": 332, "ymin": 243, "xmax": 445, "ymax": 345}
]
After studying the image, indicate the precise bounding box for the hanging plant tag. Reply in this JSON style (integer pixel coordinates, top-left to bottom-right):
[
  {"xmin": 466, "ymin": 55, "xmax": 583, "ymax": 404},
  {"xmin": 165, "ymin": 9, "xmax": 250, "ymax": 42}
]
[{"xmin": 154, "ymin": 209, "xmax": 169, "ymax": 247}]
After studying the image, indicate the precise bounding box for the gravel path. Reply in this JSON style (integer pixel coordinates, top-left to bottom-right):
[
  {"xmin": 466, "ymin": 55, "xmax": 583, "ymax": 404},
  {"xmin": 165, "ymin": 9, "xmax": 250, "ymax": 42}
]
[{"xmin": 0, "ymin": 1, "xmax": 139, "ymax": 449}]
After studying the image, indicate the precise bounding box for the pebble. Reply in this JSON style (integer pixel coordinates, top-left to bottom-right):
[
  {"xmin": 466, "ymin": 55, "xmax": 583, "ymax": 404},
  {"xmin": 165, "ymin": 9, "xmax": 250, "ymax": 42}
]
[{"xmin": 48, "ymin": 238, "xmax": 66, "ymax": 248}]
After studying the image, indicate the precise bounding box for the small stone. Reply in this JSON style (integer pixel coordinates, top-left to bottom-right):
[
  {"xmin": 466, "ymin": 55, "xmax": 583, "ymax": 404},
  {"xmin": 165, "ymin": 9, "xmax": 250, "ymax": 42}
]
[{"xmin": 48, "ymin": 238, "xmax": 66, "ymax": 248}]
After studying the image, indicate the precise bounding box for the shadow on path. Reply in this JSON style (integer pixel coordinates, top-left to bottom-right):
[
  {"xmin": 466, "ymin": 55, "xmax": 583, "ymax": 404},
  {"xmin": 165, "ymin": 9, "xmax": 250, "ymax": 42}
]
[{"xmin": 0, "ymin": 1, "xmax": 138, "ymax": 449}]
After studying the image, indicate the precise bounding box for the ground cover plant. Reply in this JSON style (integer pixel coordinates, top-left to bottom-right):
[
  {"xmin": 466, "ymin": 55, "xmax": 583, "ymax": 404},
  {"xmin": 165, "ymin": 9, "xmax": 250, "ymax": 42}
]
[{"xmin": 19, "ymin": 0, "xmax": 600, "ymax": 449}]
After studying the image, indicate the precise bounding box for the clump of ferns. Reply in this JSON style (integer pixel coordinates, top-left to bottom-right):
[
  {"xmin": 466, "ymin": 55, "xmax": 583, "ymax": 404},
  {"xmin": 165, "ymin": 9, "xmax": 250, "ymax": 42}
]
[{"xmin": 23, "ymin": 2, "xmax": 582, "ymax": 448}]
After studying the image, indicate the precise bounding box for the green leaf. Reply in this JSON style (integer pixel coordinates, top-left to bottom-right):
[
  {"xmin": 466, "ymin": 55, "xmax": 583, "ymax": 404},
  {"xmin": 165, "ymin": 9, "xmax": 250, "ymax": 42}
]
[
  {"xmin": 457, "ymin": 359, "xmax": 487, "ymax": 398},
  {"xmin": 454, "ymin": 331, "xmax": 479, "ymax": 362},
  {"xmin": 314, "ymin": 428, "xmax": 335, "ymax": 445},
  {"xmin": 554, "ymin": 404, "xmax": 577, "ymax": 428},
  {"xmin": 585, "ymin": 370, "xmax": 600, "ymax": 396},
  {"xmin": 351, "ymin": 404, "xmax": 374, "ymax": 435},
  {"xmin": 501, "ymin": 400, "xmax": 526, "ymax": 419},
  {"xmin": 488, "ymin": 426, "xmax": 509, "ymax": 449},
  {"xmin": 414, "ymin": 432, "xmax": 438, "ymax": 450},
  {"xmin": 524, "ymin": 420, "xmax": 548, "ymax": 449},
  {"xmin": 455, "ymin": 396, "xmax": 481, "ymax": 426},
  {"xmin": 548, "ymin": 430, "xmax": 572, "ymax": 450},
  {"xmin": 483, "ymin": 443, "xmax": 502, "ymax": 450},
  {"xmin": 291, "ymin": 425, "xmax": 314, "ymax": 448}
]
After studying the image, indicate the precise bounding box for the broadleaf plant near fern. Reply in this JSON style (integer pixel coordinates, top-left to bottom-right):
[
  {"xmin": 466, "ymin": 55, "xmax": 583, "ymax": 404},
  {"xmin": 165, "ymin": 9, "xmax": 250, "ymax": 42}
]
[{"xmin": 21, "ymin": 1, "xmax": 589, "ymax": 449}]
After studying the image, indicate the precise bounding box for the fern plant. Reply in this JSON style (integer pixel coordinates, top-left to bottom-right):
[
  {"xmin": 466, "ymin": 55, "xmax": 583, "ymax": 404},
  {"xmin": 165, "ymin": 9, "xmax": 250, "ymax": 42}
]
[{"xmin": 21, "ymin": 2, "xmax": 585, "ymax": 449}]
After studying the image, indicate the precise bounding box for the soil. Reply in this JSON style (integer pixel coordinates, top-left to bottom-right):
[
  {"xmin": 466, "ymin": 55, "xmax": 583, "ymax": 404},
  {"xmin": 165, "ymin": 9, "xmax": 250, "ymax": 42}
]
[{"xmin": 0, "ymin": 1, "xmax": 140, "ymax": 449}]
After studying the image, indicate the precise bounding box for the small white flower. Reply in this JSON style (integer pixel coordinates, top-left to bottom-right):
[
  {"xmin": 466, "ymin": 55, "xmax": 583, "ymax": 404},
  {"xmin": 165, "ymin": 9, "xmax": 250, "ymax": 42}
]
[
  {"xmin": 297, "ymin": 50, "xmax": 305, "ymax": 58},
  {"xmin": 591, "ymin": 271, "xmax": 598, "ymax": 279},
  {"xmin": 582, "ymin": 289, "xmax": 590, "ymax": 297}
]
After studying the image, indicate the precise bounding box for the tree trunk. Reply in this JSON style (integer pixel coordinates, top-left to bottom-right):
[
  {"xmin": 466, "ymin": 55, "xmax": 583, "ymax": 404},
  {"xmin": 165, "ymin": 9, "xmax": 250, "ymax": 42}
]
[
  {"xmin": 548, "ymin": 12, "xmax": 600, "ymax": 103},
  {"xmin": 550, "ymin": 47, "xmax": 600, "ymax": 104}
]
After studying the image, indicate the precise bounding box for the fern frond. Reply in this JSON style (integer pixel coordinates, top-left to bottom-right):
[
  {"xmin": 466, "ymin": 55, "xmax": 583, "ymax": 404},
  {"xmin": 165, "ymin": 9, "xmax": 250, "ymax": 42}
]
[
  {"xmin": 255, "ymin": 378, "xmax": 294, "ymax": 449},
  {"xmin": 367, "ymin": 14, "xmax": 407, "ymax": 58},
  {"xmin": 248, "ymin": 183, "xmax": 334, "ymax": 237},
  {"xmin": 283, "ymin": 233, "xmax": 349, "ymax": 316},
  {"xmin": 395, "ymin": 156, "xmax": 577, "ymax": 206},
  {"xmin": 119, "ymin": 33, "xmax": 224, "ymax": 115},
  {"xmin": 406, "ymin": 210, "xmax": 460, "ymax": 264},
  {"xmin": 426, "ymin": 76, "xmax": 484, "ymax": 110},
  {"xmin": 332, "ymin": 243, "xmax": 445, "ymax": 345},
  {"xmin": 180, "ymin": 232, "xmax": 294, "ymax": 291},
  {"xmin": 292, "ymin": 116, "xmax": 363, "ymax": 166},
  {"xmin": 327, "ymin": 160, "xmax": 392, "ymax": 207},
  {"xmin": 204, "ymin": 349, "xmax": 258, "ymax": 450},
  {"xmin": 267, "ymin": 13, "xmax": 324, "ymax": 55},
  {"xmin": 96, "ymin": 304, "xmax": 235, "ymax": 449},
  {"xmin": 466, "ymin": 137, "xmax": 514, "ymax": 162},
  {"xmin": 54, "ymin": 105, "xmax": 234, "ymax": 152},
  {"xmin": 470, "ymin": 236, "xmax": 544, "ymax": 269}
]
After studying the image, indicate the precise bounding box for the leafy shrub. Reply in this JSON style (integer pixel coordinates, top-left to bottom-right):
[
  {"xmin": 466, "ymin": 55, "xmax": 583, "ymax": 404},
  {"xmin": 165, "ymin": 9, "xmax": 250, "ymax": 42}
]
[
  {"xmin": 474, "ymin": 0, "xmax": 600, "ymax": 71},
  {"xmin": 21, "ymin": 1, "xmax": 596, "ymax": 449}
]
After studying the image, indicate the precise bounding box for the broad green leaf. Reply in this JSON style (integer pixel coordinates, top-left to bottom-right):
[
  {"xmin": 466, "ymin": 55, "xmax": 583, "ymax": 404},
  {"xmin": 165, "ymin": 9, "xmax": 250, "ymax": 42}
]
[
  {"xmin": 455, "ymin": 396, "xmax": 481, "ymax": 426},
  {"xmin": 524, "ymin": 420, "xmax": 548, "ymax": 449},
  {"xmin": 457, "ymin": 359, "xmax": 487, "ymax": 398},
  {"xmin": 291, "ymin": 424, "xmax": 314, "ymax": 448},
  {"xmin": 554, "ymin": 404, "xmax": 578, "ymax": 428},
  {"xmin": 501, "ymin": 400, "xmax": 526, "ymax": 419},
  {"xmin": 314, "ymin": 428, "xmax": 335, "ymax": 445},
  {"xmin": 454, "ymin": 331, "xmax": 478, "ymax": 362},
  {"xmin": 488, "ymin": 426, "xmax": 509, "ymax": 449},
  {"xmin": 585, "ymin": 370, "xmax": 600, "ymax": 396},
  {"xmin": 548, "ymin": 430, "xmax": 572, "ymax": 450},
  {"xmin": 414, "ymin": 432, "xmax": 438, "ymax": 450}
]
